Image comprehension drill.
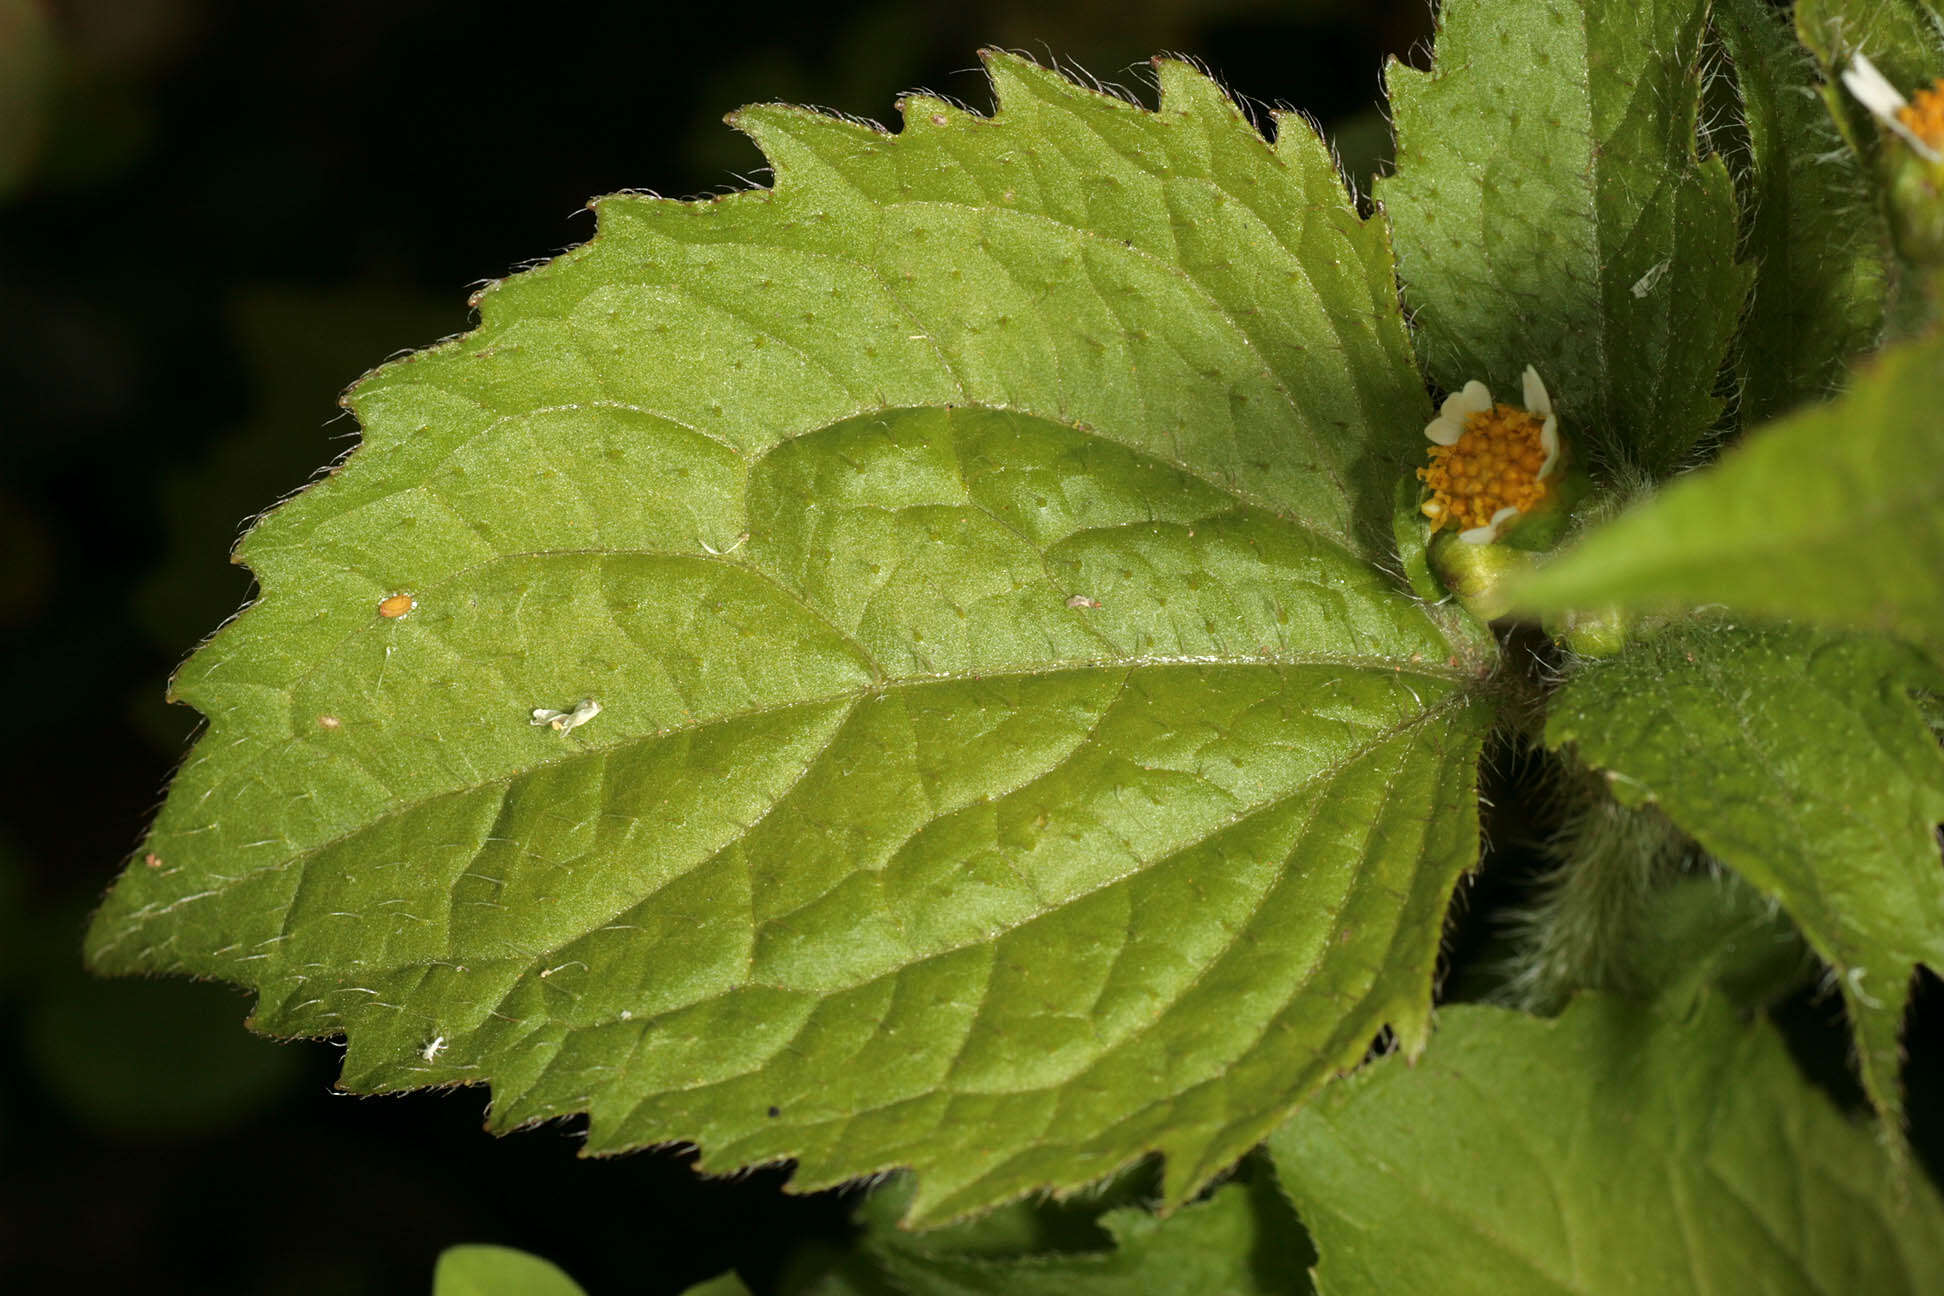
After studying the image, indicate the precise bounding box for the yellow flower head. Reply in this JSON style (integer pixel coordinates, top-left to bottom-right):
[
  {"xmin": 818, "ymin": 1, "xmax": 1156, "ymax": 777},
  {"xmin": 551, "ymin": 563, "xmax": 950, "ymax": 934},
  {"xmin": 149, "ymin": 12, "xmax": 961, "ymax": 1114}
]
[
  {"xmin": 1417, "ymin": 365, "xmax": 1560, "ymax": 545},
  {"xmin": 1842, "ymin": 52, "xmax": 1944, "ymax": 163}
]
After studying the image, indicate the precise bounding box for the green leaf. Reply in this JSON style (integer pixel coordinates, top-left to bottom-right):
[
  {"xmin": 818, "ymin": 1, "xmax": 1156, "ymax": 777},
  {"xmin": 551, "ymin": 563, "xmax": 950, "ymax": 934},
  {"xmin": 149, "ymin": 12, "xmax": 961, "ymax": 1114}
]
[
  {"xmin": 1509, "ymin": 332, "xmax": 1944, "ymax": 658},
  {"xmin": 88, "ymin": 54, "xmax": 1493, "ymax": 1226},
  {"xmin": 1269, "ymin": 994, "xmax": 1944, "ymax": 1296},
  {"xmin": 1545, "ymin": 621, "xmax": 1944, "ymax": 1127},
  {"xmin": 837, "ymin": 1177, "xmax": 1311, "ymax": 1296},
  {"xmin": 432, "ymin": 1245, "xmax": 587, "ymax": 1296},
  {"xmin": 1797, "ymin": 0, "xmax": 1944, "ymax": 157},
  {"xmin": 1623, "ymin": 873, "xmax": 1815, "ymax": 1014},
  {"xmin": 1714, "ymin": 0, "xmax": 1890, "ymax": 423},
  {"xmin": 1798, "ymin": 0, "xmax": 1944, "ymax": 84},
  {"xmin": 833, "ymin": 1161, "xmax": 1160, "ymax": 1262},
  {"xmin": 682, "ymin": 1275, "xmax": 756, "ymax": 1296},
  {"xmin": 1380, "ymin": 0, "xmax": 1750, "ymax": 476}
]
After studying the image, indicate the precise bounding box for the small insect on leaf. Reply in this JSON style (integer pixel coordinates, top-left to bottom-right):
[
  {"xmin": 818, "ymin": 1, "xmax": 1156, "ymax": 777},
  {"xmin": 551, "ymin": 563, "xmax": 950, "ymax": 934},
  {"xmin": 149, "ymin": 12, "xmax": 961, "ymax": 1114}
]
[{"xmin": 377, "ymin": 593, "xmax": 416, "ymax": 619}]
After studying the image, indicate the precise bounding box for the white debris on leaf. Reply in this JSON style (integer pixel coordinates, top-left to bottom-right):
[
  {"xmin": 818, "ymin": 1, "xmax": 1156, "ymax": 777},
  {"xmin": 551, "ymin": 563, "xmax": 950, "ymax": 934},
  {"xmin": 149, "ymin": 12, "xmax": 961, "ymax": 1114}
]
[
  {"xmin": 1629, "ymin": 259, "xmax": 1670, "ymax": 299},
  {"xmin": 531, "ymin": 698, "xmax": 602, "ymax": 734}
]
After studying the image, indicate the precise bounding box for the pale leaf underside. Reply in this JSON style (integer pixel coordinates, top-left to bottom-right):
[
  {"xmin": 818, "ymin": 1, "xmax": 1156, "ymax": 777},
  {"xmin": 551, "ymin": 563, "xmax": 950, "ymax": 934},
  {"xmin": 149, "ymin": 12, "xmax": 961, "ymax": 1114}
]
[
  {"xmin": 1272, "ymin": 995, "xmax": 1944, "ymax": 1295},
  {"xmin": 90, "ymin": 55, "xmax": 1490, "ymax": 1225},
  {"xmin": 857, "ymin": 1178, "xmax": 1307, "ymax": 1296}
]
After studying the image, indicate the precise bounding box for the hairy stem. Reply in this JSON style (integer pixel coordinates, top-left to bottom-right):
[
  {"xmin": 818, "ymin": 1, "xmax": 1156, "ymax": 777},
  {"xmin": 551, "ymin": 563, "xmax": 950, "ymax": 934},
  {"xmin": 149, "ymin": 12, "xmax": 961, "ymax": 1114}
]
[{"xmin": 1509, "ymin": 765, "xmax": 1699, "ymax": 1013}]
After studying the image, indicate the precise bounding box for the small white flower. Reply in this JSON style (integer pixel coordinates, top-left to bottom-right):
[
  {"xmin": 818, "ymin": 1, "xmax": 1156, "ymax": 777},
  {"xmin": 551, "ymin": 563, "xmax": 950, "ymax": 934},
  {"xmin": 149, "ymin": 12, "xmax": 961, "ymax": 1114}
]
[
  {"xmin": 1842, "ymin": 52, "xmax": 1943, "ymax": 163},
  {"xmin": 1417, "ymin": 365, "xmax": 1562, "ymax": 545}
]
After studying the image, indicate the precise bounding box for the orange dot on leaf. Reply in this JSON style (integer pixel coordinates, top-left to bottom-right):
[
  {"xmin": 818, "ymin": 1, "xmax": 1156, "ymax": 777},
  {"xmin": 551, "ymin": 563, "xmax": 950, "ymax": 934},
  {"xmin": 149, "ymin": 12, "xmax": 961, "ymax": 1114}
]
[{"xmin": 378, "ymin": 594, "xmax": 416, "ymax": 618}]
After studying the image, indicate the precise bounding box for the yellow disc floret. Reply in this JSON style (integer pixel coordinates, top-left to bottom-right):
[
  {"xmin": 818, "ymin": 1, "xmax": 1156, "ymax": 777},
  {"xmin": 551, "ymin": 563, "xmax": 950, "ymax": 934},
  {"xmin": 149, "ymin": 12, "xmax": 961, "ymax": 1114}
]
[
  {"xmin": 1418, "ymin": 403, "xmax": 1550, "ymax": 533},
  {"xmin": 1897, "ymin": 78, "xmax": 1944, "ymax": 151}
]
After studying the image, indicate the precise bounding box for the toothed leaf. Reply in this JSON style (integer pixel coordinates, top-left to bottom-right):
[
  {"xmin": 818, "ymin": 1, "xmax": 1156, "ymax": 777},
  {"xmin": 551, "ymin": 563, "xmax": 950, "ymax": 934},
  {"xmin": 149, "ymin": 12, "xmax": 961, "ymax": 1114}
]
[
  {"xmin": 1547, "ymin": 622, "xmax": 1944, "ymax": 1130},
  {"xmin": 1271, "ymin": 995, "xmax": 1944, "ymax": 1296},
  {"xmin": 1381, "ymin": 0, "xmax": 1748, "ymax": 475},
  {"xmin": 89, "ymin": 54, "xmax": 1492, "ymax": 1227}
]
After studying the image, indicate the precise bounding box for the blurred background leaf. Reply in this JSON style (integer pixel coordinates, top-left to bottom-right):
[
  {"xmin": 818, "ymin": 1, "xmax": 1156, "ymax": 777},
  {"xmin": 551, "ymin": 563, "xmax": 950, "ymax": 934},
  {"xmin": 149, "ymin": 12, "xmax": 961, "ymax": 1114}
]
[
  {"xmin": 0, "ymin": 0, "xmax": 60, "ymax": 197},
  {"xmin": 432, "ymin": 1245, "xmax": 589, "ymax": 1296}
]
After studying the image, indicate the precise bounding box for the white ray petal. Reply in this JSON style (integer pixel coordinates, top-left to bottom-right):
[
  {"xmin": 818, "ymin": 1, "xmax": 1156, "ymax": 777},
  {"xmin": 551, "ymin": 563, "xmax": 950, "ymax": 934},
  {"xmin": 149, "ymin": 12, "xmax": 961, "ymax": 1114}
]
[
  {"xmin": 1844, "ymin": 53, "xmax": 1942, "ymax": 162},
  {"xmin": 1522, "ymin": 365, "xmax": 1552, "ymax": 417},
  {"xmin": 1441, "ymin": 380, "xmax": 1493, "ymax": 421},
  {"xmin": 1459, "ymin": 505, "xmax": 1522, "ymax": 545},
  {"xmin": 1843, "ymin": 52, "xmax": 1909, "ymax": 119}
]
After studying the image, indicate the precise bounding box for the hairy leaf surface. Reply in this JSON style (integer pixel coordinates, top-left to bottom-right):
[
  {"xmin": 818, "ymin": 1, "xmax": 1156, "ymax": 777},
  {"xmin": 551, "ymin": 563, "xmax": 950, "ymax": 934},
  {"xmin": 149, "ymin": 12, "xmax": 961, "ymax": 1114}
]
[
  {"xmin": 809, "ymin": 1175, "xmax": 1310, "ymax": 1296},
  {"xmin": 1381, "ymin": 0, "xmax": 1749, "ymax": 476},
  {"xmin": 1796, "ymin": 0, "xmax": 1944, "ymax": 158},
  {"xmin": 89, "ymin": 54, "xmax": 1491, "ymax": 1225},
  {"xmin": 1547, "ymin": 622, "xmax": 1944, "ymax": 1127},
  {"xmin": 1270, "ymin": 994, "xmax": 1944, "ymax": 1295},
  {"xmin": 1510, "ymin": 333, "xmax": 1944, "ymax": 658},
  {"xmin": 1715, "ymin": 0, "xmax": 1889, "ymax": 423},
  {"xmin": 1622, "ymin": 874, "xmax": 1812, "ymax": 1015}
]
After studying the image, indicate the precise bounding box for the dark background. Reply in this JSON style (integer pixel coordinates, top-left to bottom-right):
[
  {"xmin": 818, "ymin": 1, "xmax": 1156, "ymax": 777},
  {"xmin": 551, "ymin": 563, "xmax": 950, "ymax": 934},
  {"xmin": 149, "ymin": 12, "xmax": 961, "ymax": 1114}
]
[{"xmin": 0, "ymin": 2, "xmax": 1935, "ymax": 1293}]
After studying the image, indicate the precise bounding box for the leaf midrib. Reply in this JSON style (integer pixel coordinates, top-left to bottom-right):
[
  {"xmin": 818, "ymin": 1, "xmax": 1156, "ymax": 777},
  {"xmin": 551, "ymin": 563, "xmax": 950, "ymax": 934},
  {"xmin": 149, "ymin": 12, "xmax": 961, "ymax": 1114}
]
[{"xmin": 163, "ymin": 652, "xmax": 1474, "ymax": 929}]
